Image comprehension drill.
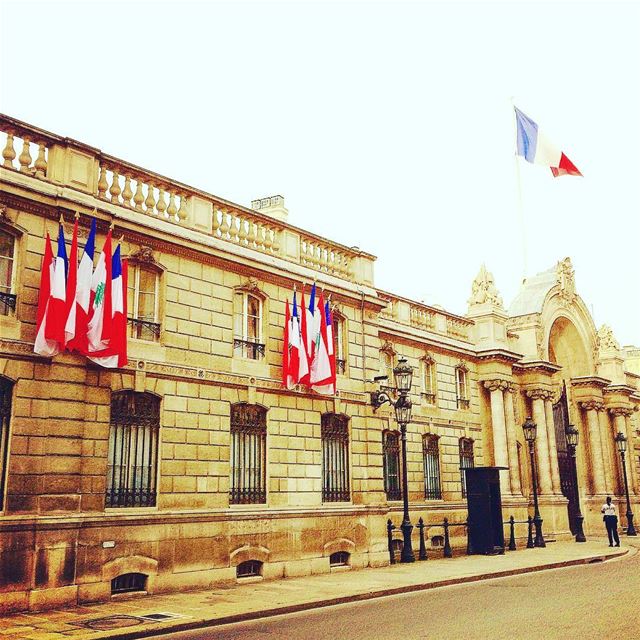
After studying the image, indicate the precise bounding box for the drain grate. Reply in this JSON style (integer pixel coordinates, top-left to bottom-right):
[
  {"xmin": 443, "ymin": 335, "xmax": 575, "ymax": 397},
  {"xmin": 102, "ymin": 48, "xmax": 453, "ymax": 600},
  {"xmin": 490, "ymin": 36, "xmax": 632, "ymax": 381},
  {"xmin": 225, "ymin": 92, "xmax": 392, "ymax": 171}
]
[{"xmin": 139, "ymin": 612, "xmax": 186, "ymax": 621}]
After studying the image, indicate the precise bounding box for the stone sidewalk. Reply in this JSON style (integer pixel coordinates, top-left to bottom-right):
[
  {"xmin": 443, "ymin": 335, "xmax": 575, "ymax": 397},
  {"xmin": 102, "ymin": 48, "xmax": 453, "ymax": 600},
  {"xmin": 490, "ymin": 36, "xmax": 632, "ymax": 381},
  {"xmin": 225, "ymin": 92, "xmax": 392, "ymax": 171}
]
[{"xmin": 0, "ymin": 540, "xmax": 632, "ymax": 640}]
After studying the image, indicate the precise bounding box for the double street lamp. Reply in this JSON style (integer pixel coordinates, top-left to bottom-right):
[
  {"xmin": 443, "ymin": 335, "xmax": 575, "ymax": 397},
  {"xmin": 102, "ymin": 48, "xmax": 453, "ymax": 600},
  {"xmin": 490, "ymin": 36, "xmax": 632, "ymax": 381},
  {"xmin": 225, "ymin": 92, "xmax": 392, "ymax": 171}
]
[
  {"xmin": 614, "ymin": 431, "xmax": 637, "ymax": 537},
  {"xmin": 371, "ymin": 356, "xmax": 415, "ymax": 563},
  {"xmin": 522, "ymin": 416, "xmax": 546, "ymax": 547},
  {"xmin": 564, "ymin": 424, "xmax": 587, "ymax": 542}
]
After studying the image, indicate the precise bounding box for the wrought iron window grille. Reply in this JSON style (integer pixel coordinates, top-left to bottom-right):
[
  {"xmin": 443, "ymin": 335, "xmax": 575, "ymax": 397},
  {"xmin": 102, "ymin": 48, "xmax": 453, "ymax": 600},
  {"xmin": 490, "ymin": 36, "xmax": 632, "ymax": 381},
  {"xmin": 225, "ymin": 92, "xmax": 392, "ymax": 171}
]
[
  {"xmin": 236, "ymin": 560, "xmax": 263, "ymax": 578},
  {"xmin": 111, "ymin": 573, "xmax": 147, "ymax": 594},
  {"xmin": 230, "ymin": 404, "xmax": 267, "ymax": 505},
  {"xmin": 457, "ymin": 397, "xmax": 470, "ymax": 410},
  {"xmin": 0, "ymin": 292, "xmax": 16, "ymax": 316},
  {"xmin": 459, "ymin": 437, "xmax": 475, "ymax": 498},
  {"xmin": 383, "ymin": 430, "xmax": 402, "ymax": 501},
  {"xmin": 336, "ymin": 358, "xmax": 346, "ymax": 374},
  {"xmin": 329, "ymin": 551, "xmax": 350, "ymax": 567},
  {"xmin": 128, "ymin": 317, "xmax": 161, "ymax": 340},
  {"xmin": 321, "ymin": 414, "xmax": 350, "ymax": 502},
  {"xmin": 0, "ymin": 377, "xmax": 12, "ymax": 511},
  {"xmin": 421, "ymin": 392, "xmax": 436, "ymax": 405},
  {"xmin": 423, "ymin": 435, "xmax": 442, "ymax": 500},
  {"xmin": 233, "ymin": 338, "xmax": 266, "ymax": 360}
]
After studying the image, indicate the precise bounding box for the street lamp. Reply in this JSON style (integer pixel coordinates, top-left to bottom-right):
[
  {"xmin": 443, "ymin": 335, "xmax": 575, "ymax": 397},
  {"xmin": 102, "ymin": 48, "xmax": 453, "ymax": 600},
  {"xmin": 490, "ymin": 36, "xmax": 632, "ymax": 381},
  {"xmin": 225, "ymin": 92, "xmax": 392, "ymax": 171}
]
[
  {"xmin": 371, "ymin": 356, "xmax": 415, "ymax": 563},
  {"xmin": 614, "ymin": 431, "xmax": 637, "ymax": 536},
  {"xmin": 564, "ymin": 424, "xmax": 586, "ymax": 542},
  {"xmin": 522, "ymin": 416, "xmax": 546, "ymax": 548}
]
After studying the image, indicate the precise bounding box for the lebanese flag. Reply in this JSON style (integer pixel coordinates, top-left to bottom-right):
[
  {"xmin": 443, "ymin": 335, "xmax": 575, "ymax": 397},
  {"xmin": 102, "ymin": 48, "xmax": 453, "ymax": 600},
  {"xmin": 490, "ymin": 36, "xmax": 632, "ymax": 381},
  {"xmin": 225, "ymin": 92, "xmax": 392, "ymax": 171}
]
[
  {"xmin": 88, "ymin": 246, "xmax": 128, "ymax": 368},
  {"xmin": 66, "ymin": 218, "xmax": 96, "ymax": 353},
  {"xmin": 310, "ymin": 291, "xmax": 334, "ymax": 394},
  {"xmin": 44, "ymin": 221, "xmax": 68, "ymax": 345},
  {"xmin": 311, "ymin": 296, "xmax": 335, "ymax": 395},
  {"xmin": 514, "ymin": 107, "xmax": 582, "ymax": 177},
  {"xmin": 86, "ymin": 230, "xmax": 113, "ymax": 353},
  {"xmin": 33, "ymin": 233, "xmax": 59, "ymax": 357},
  {"xmin": 285, "ymin": 290, "xmax": 309, "ymax": 389}
]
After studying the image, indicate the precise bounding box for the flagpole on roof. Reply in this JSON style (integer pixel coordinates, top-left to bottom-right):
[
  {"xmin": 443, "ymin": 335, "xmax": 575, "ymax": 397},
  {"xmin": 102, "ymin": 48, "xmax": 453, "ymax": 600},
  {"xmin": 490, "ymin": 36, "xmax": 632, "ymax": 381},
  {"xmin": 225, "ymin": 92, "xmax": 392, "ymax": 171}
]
[{"xmin": 510, "ymin": 96, "xmax": 529, "ymax": 280}]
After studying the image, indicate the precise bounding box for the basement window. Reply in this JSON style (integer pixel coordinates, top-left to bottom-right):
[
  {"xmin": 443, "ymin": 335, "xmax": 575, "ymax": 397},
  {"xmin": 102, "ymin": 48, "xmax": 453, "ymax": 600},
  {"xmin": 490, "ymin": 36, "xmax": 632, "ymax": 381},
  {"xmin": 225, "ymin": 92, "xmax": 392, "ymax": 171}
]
[
  {"xmin": 329, "ymin": 552, "xmax": 350, "ymax": 567},
  {"xmin": 111, "ymin": 573, "xmax": 147, "ymax": 595},
  {"xmin": 236, "ymin": 560, "xmax": 263, "ymax": 578}
]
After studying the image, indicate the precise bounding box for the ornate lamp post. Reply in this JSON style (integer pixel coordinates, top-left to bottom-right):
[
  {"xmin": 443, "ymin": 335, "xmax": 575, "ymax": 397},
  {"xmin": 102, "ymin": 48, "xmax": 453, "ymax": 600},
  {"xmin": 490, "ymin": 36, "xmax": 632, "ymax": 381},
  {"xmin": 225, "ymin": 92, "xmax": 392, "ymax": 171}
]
[
  {"xmin": 614, "ymin": 431, "xmax": 637, "ymax": 536},
  {"xmin": 371, "ymin": 356, "xmax": 415, "ymax": 563},
  {"xmin": 564, "ymin": 424, "xmax": 586, "ymax": 542},
  {"xmin": 522, "ymin": 416, "xmax": 546, "ymax": 548}
]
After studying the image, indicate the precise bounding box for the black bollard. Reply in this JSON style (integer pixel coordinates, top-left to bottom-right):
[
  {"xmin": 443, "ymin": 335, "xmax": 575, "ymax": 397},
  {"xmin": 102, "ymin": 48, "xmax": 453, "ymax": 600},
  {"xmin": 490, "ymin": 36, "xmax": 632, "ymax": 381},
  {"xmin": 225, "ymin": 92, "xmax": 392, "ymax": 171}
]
[
  {"xmin": 417, "ymin": 517, "xmax": 428, "ymax": 561},
  {"xmin": 508, "ymin": 515, "xmax": 517, "ymax": 551},
  {"xmin": 465, "ymin": 518, "xmax": 472, "ymax": 555},
  {"xmin": 526, "ymin": 516, "xmax": 534, "ymax": 549},
  {"xmin": 443, "ymin": 517, "xmax": 453, "ymax": 558},
  {"xmin": 387, "ymin": 518, "xmax": 396, "ymax": 564}
]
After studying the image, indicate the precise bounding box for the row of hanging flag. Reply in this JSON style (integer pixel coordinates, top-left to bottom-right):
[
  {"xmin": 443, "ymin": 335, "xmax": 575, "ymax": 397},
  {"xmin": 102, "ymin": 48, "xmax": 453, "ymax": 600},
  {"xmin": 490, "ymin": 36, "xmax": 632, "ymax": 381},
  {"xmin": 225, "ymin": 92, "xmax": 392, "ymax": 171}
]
[
  {"xmin": 34, "ymin": 215, "xmax": 128, "ymax": 368},
  {"xmin": 283, "ymin": 283, "xmax": 336, "ymax": 396}
]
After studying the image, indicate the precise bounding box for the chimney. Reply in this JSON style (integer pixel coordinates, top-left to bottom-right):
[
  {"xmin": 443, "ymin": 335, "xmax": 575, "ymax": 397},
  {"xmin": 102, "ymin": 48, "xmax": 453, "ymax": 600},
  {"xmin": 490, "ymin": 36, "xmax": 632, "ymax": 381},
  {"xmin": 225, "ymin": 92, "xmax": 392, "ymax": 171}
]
[{"xmin": 251, "ymin": 195, "xmax": 289, "ymax": 222}]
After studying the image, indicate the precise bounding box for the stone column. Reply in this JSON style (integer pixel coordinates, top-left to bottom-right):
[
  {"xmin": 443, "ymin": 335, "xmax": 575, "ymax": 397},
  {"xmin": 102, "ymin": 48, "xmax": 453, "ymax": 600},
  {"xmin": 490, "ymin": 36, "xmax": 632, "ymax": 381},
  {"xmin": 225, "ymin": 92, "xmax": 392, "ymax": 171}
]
[
  {"xmin": 527, "ymin": 390, "xmax": 553, "ymax": 495},
  {"xmin": 504, "ymin": 385, "xmax": 522, "ymax": 496},
  {"xmin": 484, "ymin": 380, "xmax": 510, "ymax": 496},
  {"xmin": 580, "ymin": 401, "xmax": 607, "ymax": 495},
  {"xmin": 543, "ymin": 397, "xmax": 562, "ymax": 495},
  {"xmin": 612, "ymin": 408, "xmax": 638, "ymax": 495},
  {"xmin": 598, "ymin": 407, "xmax": 614, "ymax": 495}
]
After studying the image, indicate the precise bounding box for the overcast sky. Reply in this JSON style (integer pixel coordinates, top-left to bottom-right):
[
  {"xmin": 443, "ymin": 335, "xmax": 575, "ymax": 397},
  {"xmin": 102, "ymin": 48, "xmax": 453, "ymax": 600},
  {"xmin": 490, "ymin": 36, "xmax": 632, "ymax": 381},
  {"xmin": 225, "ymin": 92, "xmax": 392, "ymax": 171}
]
[{"xmin": 1, "ymin": 0, "xmax": 638, "ymax": 345}]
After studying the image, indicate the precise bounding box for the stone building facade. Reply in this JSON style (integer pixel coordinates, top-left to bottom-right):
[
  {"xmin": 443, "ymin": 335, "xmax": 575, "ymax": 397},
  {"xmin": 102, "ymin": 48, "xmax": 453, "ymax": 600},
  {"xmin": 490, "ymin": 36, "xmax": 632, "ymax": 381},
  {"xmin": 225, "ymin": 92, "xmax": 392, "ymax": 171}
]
[{"xmin": 0, "ymin": 114, "xmax": 638, "ymax": 612}]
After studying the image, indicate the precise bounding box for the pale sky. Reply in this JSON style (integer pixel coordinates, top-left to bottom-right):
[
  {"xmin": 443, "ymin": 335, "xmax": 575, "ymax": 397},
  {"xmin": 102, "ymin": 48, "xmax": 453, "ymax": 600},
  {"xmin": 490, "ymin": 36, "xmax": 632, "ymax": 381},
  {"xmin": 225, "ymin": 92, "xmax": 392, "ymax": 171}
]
[{"xmin": 1, "ymin": 0, "xmax": 639, "ymax": 345}]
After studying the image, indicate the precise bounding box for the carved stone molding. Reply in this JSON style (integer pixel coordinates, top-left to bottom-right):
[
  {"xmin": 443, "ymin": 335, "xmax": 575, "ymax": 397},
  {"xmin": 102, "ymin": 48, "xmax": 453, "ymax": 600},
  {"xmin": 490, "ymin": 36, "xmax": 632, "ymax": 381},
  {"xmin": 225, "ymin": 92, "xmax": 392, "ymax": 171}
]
[
  {"xmin": 483, "ymin": 379, "xmax": 510, "ymax": 392},
  {"xmin": 129, "ymin": 245, "xmax": 157, "ymax": 265},
  {"xmin": 468, "ymin": 264, "xmax": 504, "ymax": 308},
  {"xmin": 579, "ymin": 400, "xmax": 605, "ymax": 412},
  {"xmin": 608, "ymin": 407, "xmax": 634, "ymax": 418},
  {"xmin": 380, "ymin": 340, "xmax": 396, "ymax": 356},
  {"xmin": 556, "ymin": 257, "xmax": 577, "ymax": 307},
  {"xmin": 596, "ymin": 324, "xmax": 621, "ymax": 353},
  {"xmin": 419, "ymin": 352, "xmax": 435, "ymax": 365},
  {"xmin": 526, "ymin": 388, "xmax": 553, "ymax": 401}
]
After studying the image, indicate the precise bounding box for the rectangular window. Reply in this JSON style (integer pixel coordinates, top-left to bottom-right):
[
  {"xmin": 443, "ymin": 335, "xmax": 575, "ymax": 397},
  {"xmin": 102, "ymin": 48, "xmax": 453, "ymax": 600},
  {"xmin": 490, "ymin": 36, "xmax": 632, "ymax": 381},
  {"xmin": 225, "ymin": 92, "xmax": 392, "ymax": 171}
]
[
  {"xmin": 421, "ymin": 359, "xmax": 436, "ymax": 405},
  {"xmin": 322, "ymin": 414, "xmax": 350, "ymax": 502},
  {"xmin": 423, "ymin": 435, "xmax": 442, "ymax": 499},
  {"xmin": 383, "ymin": 431, "xmax": 402, "ymax": 500},
  {"xmin": 459, "ymin": 438, "xmax": 475, "ymax": 498},
  {"xmin": 0, "ymin": 232, "xmax": 16, "ymax": 316},
  {"xmin": 106, "ymin": 392, "xmax": 159, "ymax": 508},
  {"xmin": 333, "ymin": 316, "xmax": 346, "ymax": 374},
  {"xmin": 230, "ymin": 404, "xmax": 267, "ymax": 504},
  {"xmin": 0, "ymin": 378, "xmax": 13, "ymax": 511},
  {"xmin": 127, "ymin": 265, "xmax": 160, "ymax": 341},
  {"xmin": 233, "ymin": 293, "xmax": 265, "ymax": 360},
  {"xmin": 456, "ymin": 367, "xmax": 470, "ymax": 410}
]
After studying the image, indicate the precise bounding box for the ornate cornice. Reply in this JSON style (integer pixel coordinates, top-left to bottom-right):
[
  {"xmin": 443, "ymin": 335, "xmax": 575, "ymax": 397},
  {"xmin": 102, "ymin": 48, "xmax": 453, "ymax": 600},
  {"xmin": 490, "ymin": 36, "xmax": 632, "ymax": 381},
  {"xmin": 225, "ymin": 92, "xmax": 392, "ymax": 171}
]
[
  {"xmin": 608, "ymin": 407, "xmax": 635, "ymax": 418},
  {"xmin": 526, "ymin": 388, "xmax": 553, "ymax": 401},
  {"xmin": 570, "ymin": 376, "xmax": 611, "ymax": 389},
  {"xmin": 579, "ymin": 400, "xmax": 605, "ymax": 412},
  {"xmin": 483, "ymin": 379, "xmax": 510, "ymax": 392}
]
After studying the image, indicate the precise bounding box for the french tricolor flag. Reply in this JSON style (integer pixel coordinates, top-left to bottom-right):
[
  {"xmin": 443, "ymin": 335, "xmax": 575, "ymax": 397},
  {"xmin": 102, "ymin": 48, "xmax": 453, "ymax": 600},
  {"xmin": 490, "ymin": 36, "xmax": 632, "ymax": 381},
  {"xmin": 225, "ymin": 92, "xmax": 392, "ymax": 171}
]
[{"xmin": 514, "ymin": 107, "xmax": 582, "ymax": 177}]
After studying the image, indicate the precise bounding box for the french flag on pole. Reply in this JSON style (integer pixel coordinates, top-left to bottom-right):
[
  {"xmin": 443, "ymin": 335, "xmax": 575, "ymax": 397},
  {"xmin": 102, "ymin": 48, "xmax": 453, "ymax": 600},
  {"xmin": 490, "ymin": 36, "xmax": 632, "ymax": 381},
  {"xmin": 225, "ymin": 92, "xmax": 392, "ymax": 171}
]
[
  {"xmin": 33, "ymin": 233, "xmax": 59, "ymax": 357},
  {"xmin": 514, "ymin": 107, "xmax": 582, "ymax": 177},
  {"xmin": 44, "ymin": 219, "xmax": 68, "ymax": 345}
]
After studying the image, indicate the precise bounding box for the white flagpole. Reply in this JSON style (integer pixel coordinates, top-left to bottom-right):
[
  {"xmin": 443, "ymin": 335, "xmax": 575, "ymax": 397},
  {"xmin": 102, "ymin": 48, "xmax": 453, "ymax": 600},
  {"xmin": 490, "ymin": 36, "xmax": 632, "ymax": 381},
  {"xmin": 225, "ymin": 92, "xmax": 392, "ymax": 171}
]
[{"xmin": 511, "ymin": 97, "xmax": 528, "ymax": 280}]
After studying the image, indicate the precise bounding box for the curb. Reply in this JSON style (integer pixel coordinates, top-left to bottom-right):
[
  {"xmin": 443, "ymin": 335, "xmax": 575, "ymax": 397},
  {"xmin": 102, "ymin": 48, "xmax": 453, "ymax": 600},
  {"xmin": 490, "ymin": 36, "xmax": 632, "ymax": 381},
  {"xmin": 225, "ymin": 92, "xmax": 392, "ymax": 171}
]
[{"xmin": 101, "ymin": 548, "xmax": 628, "ymax": 640}]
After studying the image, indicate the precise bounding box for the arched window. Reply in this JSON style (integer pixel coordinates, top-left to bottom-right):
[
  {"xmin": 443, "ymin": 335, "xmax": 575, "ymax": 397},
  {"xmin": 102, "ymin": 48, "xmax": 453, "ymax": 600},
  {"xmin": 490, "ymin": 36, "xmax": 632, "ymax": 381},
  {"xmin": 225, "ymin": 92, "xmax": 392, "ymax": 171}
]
[
  {"xmin": 233, "ymin": 291, "xmax": 264, "ymax": 359},
  {"xmin": 455, "ymin": 364, "xmax": 470, "ymax": 410},
  {"xmin": 0, "ymin": 230, "xmax": 16, "ymax": 316},
  {"xmin": 236, "ymin": 560, "xmax": 263, "ymax": 578},
  {"xmin": 383, "ymin": 430, "xmax": 402, "ymax": 501},
  {"xmin": 329, "ymin": 551, "xmax": 350, "ymax": 567},
  {"xmin": 106, "ymin": 392, "xmax": 160, "ymax": 508},
  {"xmin": 230, "ymin": 404, "xmax": 267, "ymax": 504},
  {"xmin": 127, "ymin": 263, "xmax": 160, "ymax": 341},
  {"xmin": 111, "ymin": 573, "xmax": 147, "ymax": 594},
  {"xmin": 422, "ymin": 434, "xmax": 441, "ymax": 500},
  {"xmin": 321, "ymin": 414, "xmax": 350, "ymax": 502},
  {"xmin": 459, "ymin": 437, "xmax": 475, "ymax": 498},
  {"xmin": 0, "ymin": 377, "xmax": 13, "ymax": 510}
]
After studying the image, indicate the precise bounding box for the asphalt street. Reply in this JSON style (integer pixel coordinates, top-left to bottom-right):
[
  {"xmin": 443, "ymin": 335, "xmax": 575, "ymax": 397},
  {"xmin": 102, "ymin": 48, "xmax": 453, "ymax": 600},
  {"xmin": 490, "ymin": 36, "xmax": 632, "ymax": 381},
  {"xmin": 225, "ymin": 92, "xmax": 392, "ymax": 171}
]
[{"xmin": 155, "ymin": 545, "xmax": 640, "ymax": 640}]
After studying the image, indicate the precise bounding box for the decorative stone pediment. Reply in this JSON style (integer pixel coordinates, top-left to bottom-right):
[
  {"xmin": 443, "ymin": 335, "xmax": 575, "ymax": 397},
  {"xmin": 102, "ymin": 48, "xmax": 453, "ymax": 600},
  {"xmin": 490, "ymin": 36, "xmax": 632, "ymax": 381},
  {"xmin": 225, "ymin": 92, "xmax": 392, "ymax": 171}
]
[
  {"xmin": 596, "ymin": 324, "xmax": 620, "ymax": 353},
  {"xmin": 468, "ymin": 264, "xmax": 503, "ymax": 309},
  {"xmin": 130, "ymin": 245, "xmax": 157, "ymax": 265}
]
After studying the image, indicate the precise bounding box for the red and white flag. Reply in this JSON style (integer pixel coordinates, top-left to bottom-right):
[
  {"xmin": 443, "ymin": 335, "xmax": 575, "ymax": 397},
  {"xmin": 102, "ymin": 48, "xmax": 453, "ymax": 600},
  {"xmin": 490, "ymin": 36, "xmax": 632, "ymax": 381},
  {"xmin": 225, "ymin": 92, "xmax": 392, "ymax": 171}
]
[
  {"xmin": 310, "ymin": 291, "xmax": 334, "ymax": 395},
  {"xmin": 284, "ymin": 289, "xmax": 309, "ymax": 390},
  {"xmin": 86, "ymin": 230, "xmax": 113, "ymax": 354},
  {"xmin": 65, "ymin": 217, "xmax": 96, "ymax": 352},
  {"xmin": 33, "ymin": 233, "xmax": 59, "ymax": 357},
  {"xmin": 44, "ymin": 220, "xmax": 68, "ymax": 345},
  {"xmin": 312, "ymin": 298, "xmax": 336, "ymax": 395}
]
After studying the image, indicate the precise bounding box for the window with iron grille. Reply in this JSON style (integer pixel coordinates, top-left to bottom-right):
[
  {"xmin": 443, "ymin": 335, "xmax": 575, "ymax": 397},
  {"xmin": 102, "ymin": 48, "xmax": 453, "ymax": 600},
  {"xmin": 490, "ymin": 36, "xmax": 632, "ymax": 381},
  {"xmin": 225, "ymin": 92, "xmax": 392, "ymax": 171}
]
[
  {"xmin": 423, "ymin": 434, "xmax": 442, "ymax": 499},
  {"xmin": 236, "ymin": 560, "xmax": 263, "ymax": 578},
  {"xmin": 233, "ymin": 292, "xmax": 265, "ymax": 359},
  {"xmin": 106, "ymin": 392, "xmax": 159, "ymax": 508},
  {"xmin": 111, "ymin": 573, "xmax": 147, "ymax": 594},
  {"xmin": 329, "ymin": 551, "xmax": 350, "ymax": 567},
  {"xmin": 230, "ymin": 404, "xmax": 267, "ymax": 504},
  {"xmin": 321, "ymin": 414, "xmax": 350, "ymax": 502},
  {"xmin": 0, "ymin": 377, "xmax": 13, "ymax": 511},
  {"xmin": 459, "ymin": 437, "xmax": 475, "ymax": 498},
  {"xmin": 0, "ymin": 231, "xmax": 16, "ymax": 316},
  {"xmin": 383, "ymin": 430, "xmax": 402, "ymax": 501},
  {"xmin": 127, "ymin": 265, "xmax": 160, "ymax": 341}
]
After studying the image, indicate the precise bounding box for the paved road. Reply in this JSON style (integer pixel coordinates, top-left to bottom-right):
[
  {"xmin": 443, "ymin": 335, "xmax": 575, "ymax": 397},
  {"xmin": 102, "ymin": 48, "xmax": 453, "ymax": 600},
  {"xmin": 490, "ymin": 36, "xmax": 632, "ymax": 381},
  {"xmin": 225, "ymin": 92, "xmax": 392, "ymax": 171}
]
[{"xmin": 157, "ymin": 547, "xmax": 640, "ymax": 640}]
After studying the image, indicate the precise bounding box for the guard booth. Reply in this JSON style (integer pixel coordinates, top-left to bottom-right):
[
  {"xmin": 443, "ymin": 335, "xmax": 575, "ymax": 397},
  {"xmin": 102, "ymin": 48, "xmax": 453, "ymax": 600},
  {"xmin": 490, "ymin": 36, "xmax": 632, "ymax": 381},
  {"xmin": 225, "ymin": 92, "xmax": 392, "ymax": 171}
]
[{"xmin": 463, "ymin": 467, "xmax": 507, "ymax": 555}]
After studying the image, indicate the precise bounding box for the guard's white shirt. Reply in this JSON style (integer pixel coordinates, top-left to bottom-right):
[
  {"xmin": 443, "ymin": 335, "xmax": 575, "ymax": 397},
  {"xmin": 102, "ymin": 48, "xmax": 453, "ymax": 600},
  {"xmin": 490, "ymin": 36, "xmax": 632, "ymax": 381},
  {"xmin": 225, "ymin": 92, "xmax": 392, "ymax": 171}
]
[{"xmin": 602, "ymin": 503, "xmax": 617, "ymax": 517}]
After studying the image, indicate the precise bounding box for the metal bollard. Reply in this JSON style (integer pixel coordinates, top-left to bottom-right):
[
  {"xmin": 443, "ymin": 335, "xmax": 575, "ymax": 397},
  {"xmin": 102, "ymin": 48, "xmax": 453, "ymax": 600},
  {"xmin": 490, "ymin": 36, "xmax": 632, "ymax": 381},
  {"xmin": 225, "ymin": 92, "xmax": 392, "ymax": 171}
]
[
  {"xmin": 387, "ymin": 518, "xmax": 396, "ymax": 564},
  {"xmin": 526, "ymin": 515, "xmax": 534, "ymax": 549},
  {"xmin": 417, "ymin": 517, "xmax": 428, "ymax": 561},
  {"xmin": 465, "ymin": 518, "xmax": 472, "ymax": 555},
  {"xmin": 443, "ymin": 517, "xmax": 453, "ymax": 558},
  {"xmin": 508, "ymin": 515, "xmax": 517, "ymax": 551}
]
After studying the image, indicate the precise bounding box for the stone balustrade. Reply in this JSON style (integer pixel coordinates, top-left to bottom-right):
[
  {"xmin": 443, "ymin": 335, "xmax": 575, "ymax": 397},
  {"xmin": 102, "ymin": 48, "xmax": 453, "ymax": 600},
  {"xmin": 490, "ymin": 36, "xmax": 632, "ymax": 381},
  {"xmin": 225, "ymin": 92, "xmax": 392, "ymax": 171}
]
[
  {"xmin": 0, "ymin": 114, "xmax": 375, "ymax": 285},
  {"xmin": 410, "ymin": 305, "xmax": 436, "ymax": 331}
]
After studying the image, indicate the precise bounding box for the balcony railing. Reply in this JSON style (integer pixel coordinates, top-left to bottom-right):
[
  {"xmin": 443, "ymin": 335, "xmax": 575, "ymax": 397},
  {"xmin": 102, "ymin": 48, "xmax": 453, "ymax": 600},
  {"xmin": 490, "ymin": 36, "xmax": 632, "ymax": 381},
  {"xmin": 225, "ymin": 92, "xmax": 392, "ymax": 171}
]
[
  {"xmin": 457, "ymin": 397, "xmax": 470, "ymax": 410},
  {"xmin": 233, "ymin": 338, "xmax": 266, "ymax": 360},
  {"xmin": 0, "ymin": 292, "xmax": 16, "ymax": 316},
  {"xmin": 128, "ymin": 317, "xmax": 161, "ymax": 341},
  {"xmin": 336, "ymin": 358, "xmax": 346, "ymax": 374}
]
